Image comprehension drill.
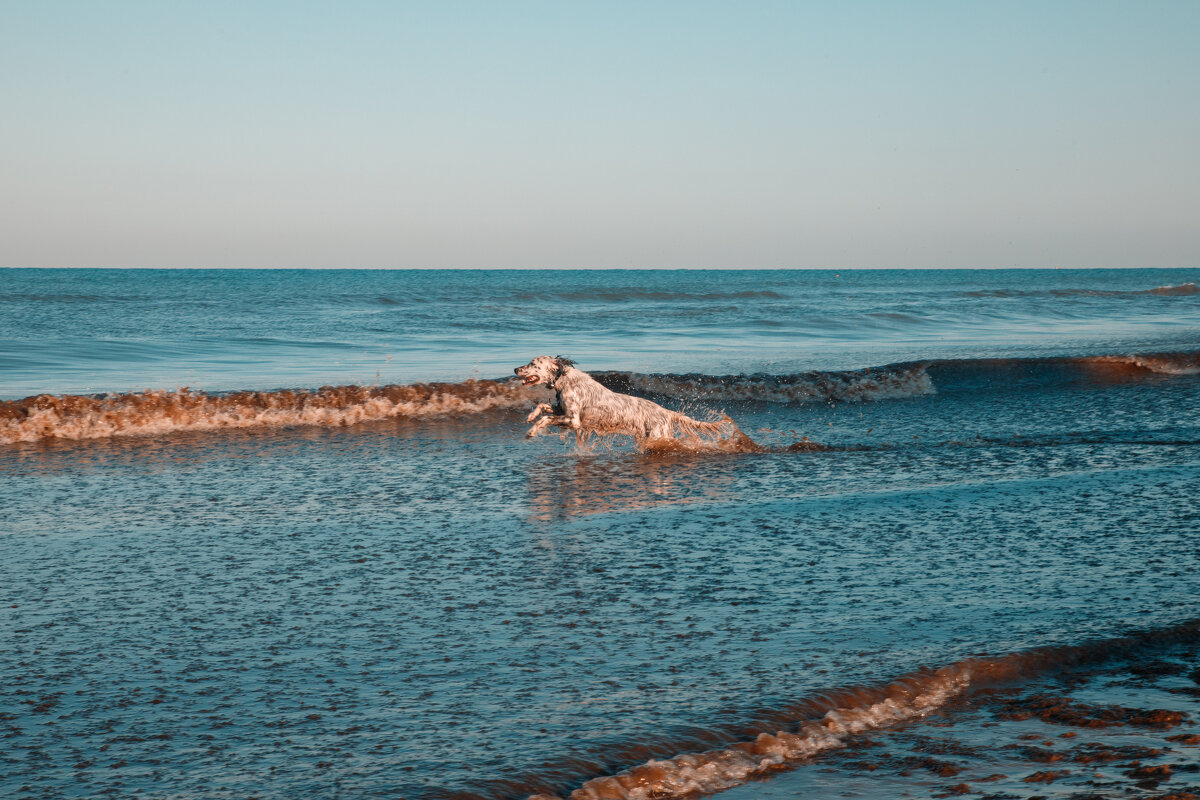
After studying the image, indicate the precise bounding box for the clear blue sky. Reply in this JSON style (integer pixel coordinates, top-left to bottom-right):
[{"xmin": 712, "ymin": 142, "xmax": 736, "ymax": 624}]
[{"xmin": 2, "ymin": 0, "xmax": 1197, "ymax": 268}]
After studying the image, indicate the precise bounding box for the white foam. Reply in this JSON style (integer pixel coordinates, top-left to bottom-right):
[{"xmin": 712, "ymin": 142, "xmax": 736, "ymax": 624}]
[
  {"xmin": 1148, "ymin": 282, "xmax": 1199, "ymax": 296},
  {"xmin": 1088, "ymin": 354, "xmax": 1200, "ymax": 376},
  {"xmin": 0, "ymin": 382, "xmax": 549, "ymax": 444},
  {"xmin": 623, "ymin": 366, "xmax": 936, "ymax": 405},
  {"xmin": 539, "ymin": 666, "xmax": 971, "ymax": 800},
  {"xmin": 1129, "ymin": 354, "xmax": 1200, "ymax": 375}
]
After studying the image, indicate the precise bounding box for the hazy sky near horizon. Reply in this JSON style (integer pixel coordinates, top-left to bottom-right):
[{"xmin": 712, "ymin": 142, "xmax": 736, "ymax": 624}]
[{"xmin": 2, "ymin": 1, "xmax": 1198, "ymax": 269}]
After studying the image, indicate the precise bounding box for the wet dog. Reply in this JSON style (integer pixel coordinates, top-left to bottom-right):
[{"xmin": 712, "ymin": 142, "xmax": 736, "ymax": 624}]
[{"xmin": 514, "ymin": 355, "xmax": 734, "ymax": 444}]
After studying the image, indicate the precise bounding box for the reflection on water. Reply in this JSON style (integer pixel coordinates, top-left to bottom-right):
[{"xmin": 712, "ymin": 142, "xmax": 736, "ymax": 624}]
[
  {"xmin": 0, "ymin": 411, "xmax": 524, "ymax": 476},
  {"xmin": 525, "ymin": 451, "xmax": 740, "ymax": 521}
]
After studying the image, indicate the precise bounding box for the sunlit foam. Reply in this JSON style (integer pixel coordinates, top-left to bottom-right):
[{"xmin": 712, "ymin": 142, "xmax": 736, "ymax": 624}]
[
  {"xmin": 1083, "ymin": 353, "xmax": 1200, "ymax": 376},
  {"xmin": 527, "ymin": 619, "xmax": 1200, "ymax": 800},
  {"xmin": 0, "ymin": 380, "xmax": 548, "ymax": 444},
  {"xmin": 1148, "ymin": 282, "xmax": 1199, "ymax": 296}
]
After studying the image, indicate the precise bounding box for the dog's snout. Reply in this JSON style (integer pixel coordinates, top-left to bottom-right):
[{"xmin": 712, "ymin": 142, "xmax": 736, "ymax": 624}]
[{"xmin": 513, "ymin": 367, "xmax": 520, "ymax": 375}]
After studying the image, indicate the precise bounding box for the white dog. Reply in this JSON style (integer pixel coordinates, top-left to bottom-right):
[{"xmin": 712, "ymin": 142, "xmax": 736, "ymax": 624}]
[{"xmin": 514, "ymin": 355, "xmax": 735, "ymax": 444}]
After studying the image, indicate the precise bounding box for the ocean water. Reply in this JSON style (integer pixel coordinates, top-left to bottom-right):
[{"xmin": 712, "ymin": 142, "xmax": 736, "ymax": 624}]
[{"xmin": 1, "ymin": 268, "xmax": 1199, "ymax": 800}]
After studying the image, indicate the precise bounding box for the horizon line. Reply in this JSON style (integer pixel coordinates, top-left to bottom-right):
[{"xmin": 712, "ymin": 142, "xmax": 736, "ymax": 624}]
[{"xmin": 3, "ymin": 265, "xmax": 1196, "ymax": 271}]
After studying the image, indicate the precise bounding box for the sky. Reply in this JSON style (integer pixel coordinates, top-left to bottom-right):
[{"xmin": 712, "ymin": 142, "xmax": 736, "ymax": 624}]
[{"xmin": 2, "ymin": 0, "xmax": 1198, "ymax": 269}]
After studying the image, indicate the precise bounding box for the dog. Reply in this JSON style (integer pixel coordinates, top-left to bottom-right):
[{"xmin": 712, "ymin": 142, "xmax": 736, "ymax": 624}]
[{"xmin": 514, "ymin": 355, "xmax": 735, "ymax": 445}]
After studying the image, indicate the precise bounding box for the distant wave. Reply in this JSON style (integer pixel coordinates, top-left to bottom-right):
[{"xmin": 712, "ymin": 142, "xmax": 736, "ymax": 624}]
[
  {"xmin": 3, "ymin": 351, "xmax": 1195, "ymax": 444},
  {"xmin": 963, "ymin": 282, "xmax": 1198, "ymax": 299},
  {"xmin": 334, "ymin": 289, "xmax": 788, "ymax": 307},
  {"xmin": 0, "ymin": 293, "xmax": 145, "ymax": 303},
  {"xmin": 515, "ymin": 619, "xmax": 1200, "ymax": 800},
  {"xmin": 512, "ymin": 289, "xmax": 787, "ymax": 302},
  {"xmin": 926, "ymin": 352, "xmax": 1200, "ymax": 384},
  {"xmin": 1149, "ymin": 281, "xmax": 1199, "ymax": 296}
]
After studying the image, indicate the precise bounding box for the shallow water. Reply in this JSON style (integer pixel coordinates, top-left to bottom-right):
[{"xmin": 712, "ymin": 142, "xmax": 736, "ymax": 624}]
[{"xmin": 1, "ymin": 268, "xmax": 1198, "ymax": 799}]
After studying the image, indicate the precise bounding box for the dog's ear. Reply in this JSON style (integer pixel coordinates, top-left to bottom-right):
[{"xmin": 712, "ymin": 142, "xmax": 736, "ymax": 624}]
[{"xmin": 551, "ymin": 356, "xmax": 573, "ymax": 382}]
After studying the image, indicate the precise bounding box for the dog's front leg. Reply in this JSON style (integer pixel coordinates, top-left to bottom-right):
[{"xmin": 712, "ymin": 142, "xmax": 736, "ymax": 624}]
[
  {"xmin": 526, "ymin": 414, "xmax": 572, "ymax": 439},
  {"xmin": 526, "ymin": 415, "xmax": 552, "ymax": 438},
  {"xmin": 526, "ymin": 402, "xmax": 553, "ymax": 423}
]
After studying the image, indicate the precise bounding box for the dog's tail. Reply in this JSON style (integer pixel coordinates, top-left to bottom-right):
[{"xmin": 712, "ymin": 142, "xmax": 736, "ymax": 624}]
[
  {"xmin": 670, "ymin": 412, "xmax": 738, "ymax": 440},
  {"xmin": 659, "ymin": 412, "xmax": 767, "ymax": 453}
]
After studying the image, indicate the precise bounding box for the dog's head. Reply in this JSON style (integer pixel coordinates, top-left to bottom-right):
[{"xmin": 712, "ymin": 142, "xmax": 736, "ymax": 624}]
[{"xmin": 514, "ymin": 355, "xmax": 574, "ymax": 387}]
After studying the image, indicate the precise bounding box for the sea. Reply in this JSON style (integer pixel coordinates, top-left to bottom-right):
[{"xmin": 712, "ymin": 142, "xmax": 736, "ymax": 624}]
[{"xmin": 2, "ymin": 267, "xmax": 1199, "ymax": 800}]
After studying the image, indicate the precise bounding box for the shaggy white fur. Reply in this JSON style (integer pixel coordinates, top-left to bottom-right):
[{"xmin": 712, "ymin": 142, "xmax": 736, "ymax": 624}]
[{"xmin": 513, "ymin": 355, "xmax": 735, "ymax": 445}]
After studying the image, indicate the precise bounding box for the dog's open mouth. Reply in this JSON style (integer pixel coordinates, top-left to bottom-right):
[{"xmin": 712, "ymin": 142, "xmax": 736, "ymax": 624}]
[{"xmin": 519, "ymin": 375, "xmax": 540, "ymax": 386}]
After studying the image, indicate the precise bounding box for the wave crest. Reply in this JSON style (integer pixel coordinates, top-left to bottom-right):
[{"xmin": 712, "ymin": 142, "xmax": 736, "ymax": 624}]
[
  {"xmin": 0, "ymin": 381, "xmax": 544, "ymax": 444},
  {"xmin": 527, "ymin": 619, "xmax": 1200, "ymax": 800},
  {"xmin": 598, "ymin": 365, "xmax": 935, "ymax": 405},
  {"xmin": 535, "ymin": 669, "xmax": 969, "ymax": 800},
  {"xmin": 4, "ymin": 350, "xmax": 1194, "ymax": 445},
  {"xmin": 1085, "ymin": 352, "xmax": 1200, "ymax": 376},
  {"xmin": 1149, "ymin": 282, "xmax": 1199, "ymax": 296}
]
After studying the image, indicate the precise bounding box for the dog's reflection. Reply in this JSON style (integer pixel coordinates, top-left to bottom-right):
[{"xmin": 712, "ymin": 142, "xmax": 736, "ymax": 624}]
[{"xmin": 525, "ymin": 450, "xmax": 738, "ymax": 521}]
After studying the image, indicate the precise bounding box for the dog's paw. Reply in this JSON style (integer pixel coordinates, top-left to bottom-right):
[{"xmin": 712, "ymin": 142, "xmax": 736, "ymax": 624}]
[{"xmin": 526, "ymin": 403, "xmax": 552, "ymax": 423}]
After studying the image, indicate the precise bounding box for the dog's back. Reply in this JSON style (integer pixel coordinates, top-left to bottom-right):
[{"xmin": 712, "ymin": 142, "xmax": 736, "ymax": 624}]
[{"xmin": 556, "ymin": 365, "xmax": 732, "ymax": 441}]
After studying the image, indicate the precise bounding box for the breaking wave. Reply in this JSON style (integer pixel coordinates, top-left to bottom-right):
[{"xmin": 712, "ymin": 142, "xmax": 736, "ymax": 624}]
[
  {"xmin": 0, "ymin": 381, "xmax": 545, "ymax": 445},
  {"xmin": 597, "ymin": 351, "xmax": 1199, "ymax": 407},
  {"xmin": 925, "ymin": 352, "xmax": 1200, "ymax": 389},
  {"xmin": 596, "ymin": 365, "xmax": 936, "ymax": 405},
  {"xmin": 1093, "ymin": 352, "xmax": 1200, "ymax": 375},
  {"xmin": 3, "ymin": 350, "xmax": 1195, "ymax": 445},
  {"xmin": 519, "ymin": 619, "xmax": 1200, "ymax": 800},
  {"xmin": 1149, "ymin": 281, "xmax": 1199, "ymax": 296}
]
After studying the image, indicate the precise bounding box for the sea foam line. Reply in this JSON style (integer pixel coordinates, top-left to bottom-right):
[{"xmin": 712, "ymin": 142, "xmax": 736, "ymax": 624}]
[
  {"xmin": 524, "ymin": 619, "xmax": 1200, "ymax": 800},
  {"xmin": 0, "ymin": 366, "xmax": 935, "ymax": 445},
  {"xmin": 0, "ymin": 381, "xmax": 546, "ymax": 444}
]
